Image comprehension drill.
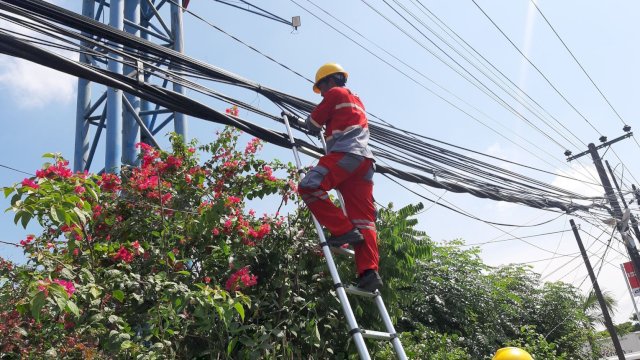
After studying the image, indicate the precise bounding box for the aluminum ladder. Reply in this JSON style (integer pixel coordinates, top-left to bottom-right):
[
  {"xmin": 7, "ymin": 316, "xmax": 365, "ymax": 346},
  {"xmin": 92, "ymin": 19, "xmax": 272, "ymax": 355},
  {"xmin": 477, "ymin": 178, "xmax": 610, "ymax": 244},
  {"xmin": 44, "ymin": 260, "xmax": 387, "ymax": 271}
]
[{"xmin": 281, "ymin": 112, "xmax": 407, "ymax": 360}]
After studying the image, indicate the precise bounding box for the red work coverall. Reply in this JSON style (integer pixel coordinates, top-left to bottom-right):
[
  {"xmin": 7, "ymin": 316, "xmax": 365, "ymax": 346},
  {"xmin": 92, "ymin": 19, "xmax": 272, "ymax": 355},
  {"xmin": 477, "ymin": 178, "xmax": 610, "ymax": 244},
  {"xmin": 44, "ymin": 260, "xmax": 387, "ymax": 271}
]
[{"xmin": 298, "ymin": 86, "xmax": 379, "ymax": 275}]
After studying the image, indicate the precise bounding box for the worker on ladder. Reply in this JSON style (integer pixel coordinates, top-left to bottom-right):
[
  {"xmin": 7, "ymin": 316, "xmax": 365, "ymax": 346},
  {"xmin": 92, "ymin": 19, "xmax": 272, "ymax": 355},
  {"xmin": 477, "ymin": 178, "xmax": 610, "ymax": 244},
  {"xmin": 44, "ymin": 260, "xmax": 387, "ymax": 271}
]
[{"xmin": 298, "ymin": 63, "xmax": 382, "ymax": 292}]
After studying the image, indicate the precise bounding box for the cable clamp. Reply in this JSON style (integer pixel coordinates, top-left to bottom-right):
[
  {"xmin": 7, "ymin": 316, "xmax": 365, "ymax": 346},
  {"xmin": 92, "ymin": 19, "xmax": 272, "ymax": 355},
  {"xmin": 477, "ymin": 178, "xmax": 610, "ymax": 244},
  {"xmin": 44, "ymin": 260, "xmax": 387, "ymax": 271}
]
[
  {"xmin": 333, "ymin": 282, "xmax": 343, "ymax": 289},
  {"xmin": 136, "ymin": 60, "xmax": 144, "ymax": 84},
  {"xmin": 348, "ymin": 328, "xmax": 361, "ymax": 336},
  {"xmin": 319, "ymin": 241, "xmax": 329, "ymax": 248}
]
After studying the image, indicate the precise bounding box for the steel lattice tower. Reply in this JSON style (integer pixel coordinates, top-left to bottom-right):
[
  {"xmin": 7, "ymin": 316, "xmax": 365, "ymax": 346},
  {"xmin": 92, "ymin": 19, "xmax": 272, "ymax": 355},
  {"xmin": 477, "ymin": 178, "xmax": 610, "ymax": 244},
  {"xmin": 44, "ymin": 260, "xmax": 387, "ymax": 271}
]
[{"xmin": 74, "ymin": 0, "xmax": 187, "ymax": 173}]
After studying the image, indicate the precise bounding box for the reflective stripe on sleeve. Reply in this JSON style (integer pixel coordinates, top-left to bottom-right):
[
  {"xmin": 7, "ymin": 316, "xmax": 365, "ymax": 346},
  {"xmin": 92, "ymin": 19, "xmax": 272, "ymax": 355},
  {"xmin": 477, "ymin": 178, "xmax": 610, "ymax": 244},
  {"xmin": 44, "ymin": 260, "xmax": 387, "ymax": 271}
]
[{"xmin": 335, "ymin": 102, "xmax": 365, "ymax": 113}]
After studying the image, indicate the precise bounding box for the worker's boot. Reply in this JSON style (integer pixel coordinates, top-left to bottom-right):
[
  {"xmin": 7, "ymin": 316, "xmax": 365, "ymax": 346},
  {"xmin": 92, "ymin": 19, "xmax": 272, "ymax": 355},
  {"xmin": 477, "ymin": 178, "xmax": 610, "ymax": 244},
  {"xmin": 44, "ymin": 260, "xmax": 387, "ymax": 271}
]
[
  {"xmin": 327, "ymin": 228, "xmax": 364, "ymax": 247},
  {"xmin": 356, "ymin": 269, "xmax": 383, "ymax": 292}
]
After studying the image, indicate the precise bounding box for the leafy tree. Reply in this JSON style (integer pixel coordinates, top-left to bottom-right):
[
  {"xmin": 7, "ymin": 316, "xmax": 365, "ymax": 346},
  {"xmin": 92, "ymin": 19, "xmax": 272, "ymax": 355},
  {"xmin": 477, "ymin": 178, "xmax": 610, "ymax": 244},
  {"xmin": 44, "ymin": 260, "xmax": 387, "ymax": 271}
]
[{"xmin": 400, "ymin": 240, "xmax": 595, "ymax": 359}]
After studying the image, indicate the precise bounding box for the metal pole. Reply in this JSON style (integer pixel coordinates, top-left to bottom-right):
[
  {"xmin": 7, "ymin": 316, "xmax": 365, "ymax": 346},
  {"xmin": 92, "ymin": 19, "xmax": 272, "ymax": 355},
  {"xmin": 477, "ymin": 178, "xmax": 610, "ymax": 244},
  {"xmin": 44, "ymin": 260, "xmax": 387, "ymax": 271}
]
[
  {"xmin": 171, "ymin": 0, "xmax": 187, "ymax": 139},
  {"xmin": 106, "ymin": 0, "xmax": 125, "ymax": 173},
  {"xmin": 139, "ymin": 0, "xmax": 152, "ymax": 146},
  {"xmin": 123, "ymin": 0, "xmax": 141, "ymax": 165},
  {"xmin": 620, "ymin": 263, "xmax": 640, "ymax": 324},
  {"xmin": 570, "ymin": 219, "xmax": 625, "ymax": 360},
  {"xmin": 588, "ymin": 143, "xmax": 640, "ymax": 281},
  {"xmin": 74, "ymin": 0, "xmax": 95, "ymax": 172},
  {"xmin": 606, "ymin": 160, "xmax": 640, "ymax": 243}
]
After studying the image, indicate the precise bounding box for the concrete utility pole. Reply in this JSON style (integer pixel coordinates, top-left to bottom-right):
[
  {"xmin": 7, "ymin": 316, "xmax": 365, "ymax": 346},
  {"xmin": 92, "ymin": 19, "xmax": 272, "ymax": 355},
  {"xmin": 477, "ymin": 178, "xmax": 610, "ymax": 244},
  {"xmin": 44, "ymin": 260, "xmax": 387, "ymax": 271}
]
[
  {"xmin": 570, "ymin": 219, "xmax": 625, "ymax": 360},
  {"xmin": 74, "ymin": 0, "xmax": 188, "ymax": 173},
  {"xmin": 606, "ymin": 160, "xmax": 640, "ymax": 243},
  {"xmin": 566, "ymin": 132, "xmax": 640, "ymax": 282}
]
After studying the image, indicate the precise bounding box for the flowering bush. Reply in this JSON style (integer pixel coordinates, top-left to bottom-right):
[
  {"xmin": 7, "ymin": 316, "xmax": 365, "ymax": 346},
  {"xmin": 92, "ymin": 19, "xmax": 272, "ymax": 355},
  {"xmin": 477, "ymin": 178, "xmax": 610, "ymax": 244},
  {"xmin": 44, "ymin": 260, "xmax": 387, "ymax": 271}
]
[
  {"xmin": 0, "ymin": 128, "xmax": 312, "ymax": 358},
  {"xmin": 1, "ymin": 127, "xmax": 438, "ymax": 359}
]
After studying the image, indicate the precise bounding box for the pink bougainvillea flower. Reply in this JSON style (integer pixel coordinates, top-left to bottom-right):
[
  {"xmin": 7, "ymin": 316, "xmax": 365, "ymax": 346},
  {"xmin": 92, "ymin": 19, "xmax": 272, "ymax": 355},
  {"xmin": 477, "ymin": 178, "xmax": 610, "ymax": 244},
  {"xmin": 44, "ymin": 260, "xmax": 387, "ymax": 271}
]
[
  {"xmin": 166, "ymin": 155, "xmax": 183, "ymax": 169},
  {"xmin": 92, "ymin": 204, "xmax": 102, "ymax": 219},
  {"xmin": 53, "ymin": 279, "xmax": 76, "ymax": 297},
  {"xmin": 74, "ymin": 186, "xmax": 86, "ymax": 195},
  {"xmin": 225, "ymin": 266, "xmax": 258, "ymax": 291},
  {"xmin": 98, "ymin": 173, "xmax": 121, "ymax": 192},
  {"xmin": 21, "ymin": 178, "xmax": 39, "ymax": 190},
  {"xmin": 20, "ymin": 235, "xmax": 34, "ymax": 247},
  {"xmin": 113, "ymin": 246, "xmax": 134, "ymax": 263},
  {"xmin": 161, "ymin": 192, "xmax": 173, "ymax": 205}
]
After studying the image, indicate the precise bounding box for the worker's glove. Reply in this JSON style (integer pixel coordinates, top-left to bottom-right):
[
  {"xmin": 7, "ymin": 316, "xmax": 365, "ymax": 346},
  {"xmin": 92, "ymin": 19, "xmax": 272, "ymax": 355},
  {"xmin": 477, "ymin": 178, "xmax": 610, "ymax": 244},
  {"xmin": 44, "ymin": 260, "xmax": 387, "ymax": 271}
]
[
  {"xmin": 308, "ymin": 128, "xmax": 321, "ymax": 137},
  {"xmin": 305, "ymin": 115, "xmax": 322, "ymax": 138}
]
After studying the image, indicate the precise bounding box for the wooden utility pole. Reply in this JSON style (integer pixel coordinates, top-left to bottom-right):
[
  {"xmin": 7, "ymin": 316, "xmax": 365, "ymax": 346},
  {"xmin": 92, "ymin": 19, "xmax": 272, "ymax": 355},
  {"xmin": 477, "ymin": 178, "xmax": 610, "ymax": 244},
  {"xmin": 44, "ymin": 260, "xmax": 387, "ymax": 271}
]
[{"xmin": 605, "ymin": 160, "xmax": 640, "ymax": 243}]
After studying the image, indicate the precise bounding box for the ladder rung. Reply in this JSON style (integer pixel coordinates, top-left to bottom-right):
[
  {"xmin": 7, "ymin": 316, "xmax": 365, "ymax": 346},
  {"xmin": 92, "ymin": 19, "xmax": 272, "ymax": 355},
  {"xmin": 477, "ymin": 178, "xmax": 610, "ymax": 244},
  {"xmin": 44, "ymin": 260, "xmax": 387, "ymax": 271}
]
[
  {"xmin": 345, "ymin": 285, "xmax": 379, "ymax": 298},
  {"xmin": 361, "ymin": 329, "xmax": 395, "ymax": 341},
  {"xmin": 330, "ymin": 246, "xmax": 354, "ymax": 257}
]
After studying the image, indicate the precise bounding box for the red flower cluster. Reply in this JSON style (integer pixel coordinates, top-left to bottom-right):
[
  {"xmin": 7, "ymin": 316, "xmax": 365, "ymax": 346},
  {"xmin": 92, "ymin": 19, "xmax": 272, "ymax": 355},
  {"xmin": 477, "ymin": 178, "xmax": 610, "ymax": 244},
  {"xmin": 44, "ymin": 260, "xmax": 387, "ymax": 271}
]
[
  {"xmin": 244, "ymin": 138, "xmax": 262, "ymax": 155},
  {"xmin": 225, "ymin": 105, "xmax": 239, "ymax": 117},
  {"xmin": 257, "ymin": 165, "xmax": 277, "ymax": 182},
  {"xmin": 35, "ymin": 160, "xmax": 72, "ymax": 179},
  {"xmin": 113, "ymin": 245, "xmax": 134, "ymax": 263},
  {"xmin": 21, "ymin": 178, "xmax": 39, "ymax": 190},
  {"xmin": 97, "ymin": 173, "xmax": 121, "ymax": 192},
  {"xmin": 225, "ymin": 266, "xmax": 257, "ymax": 291},
  {"xmin": 0, "ymin": 257, "xmax": 13, "ymax": 271},
  {"xmin": 52, "ymin": 279, "xmax": 76, "ymax": 298},
  {"xmin": 19, "ymin": 235, "xmax": 34, "ymax": 247}
]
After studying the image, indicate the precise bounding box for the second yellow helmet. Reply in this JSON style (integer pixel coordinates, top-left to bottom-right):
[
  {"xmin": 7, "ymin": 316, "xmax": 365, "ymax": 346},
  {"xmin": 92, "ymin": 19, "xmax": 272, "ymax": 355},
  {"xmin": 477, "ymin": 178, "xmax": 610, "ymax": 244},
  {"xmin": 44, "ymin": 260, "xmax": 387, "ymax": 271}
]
[
  {"xmin": 492, "ymin": 347, "xmax": 533, "ymax": 360},
  {"xmin": 313, "ymin": 63, "xmax": 348, "ymax": 94}
]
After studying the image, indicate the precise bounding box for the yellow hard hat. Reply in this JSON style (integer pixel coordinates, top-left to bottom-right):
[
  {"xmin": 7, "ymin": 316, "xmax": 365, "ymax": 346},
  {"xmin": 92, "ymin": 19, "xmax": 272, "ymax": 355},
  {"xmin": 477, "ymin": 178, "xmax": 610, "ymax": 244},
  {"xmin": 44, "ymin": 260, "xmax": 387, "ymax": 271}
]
[
  {"xmin": 492, "ymin": 347, "xmax": 533, "ymax": 360},
  {"xmin": 313, "ymin": 63, "xmax": 348, "ymax": 93}
]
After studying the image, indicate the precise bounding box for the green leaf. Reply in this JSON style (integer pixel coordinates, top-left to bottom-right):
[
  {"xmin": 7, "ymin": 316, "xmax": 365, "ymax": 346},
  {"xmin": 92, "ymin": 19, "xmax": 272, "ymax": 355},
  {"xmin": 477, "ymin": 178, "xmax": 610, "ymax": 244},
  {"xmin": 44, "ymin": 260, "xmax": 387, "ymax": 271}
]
[
  {"xmin": 50, "ymin": 206, "xmax": 59, "ymax": 222},
  {"xmin": 90, "ymin": 286, "xmax": 101, "ymax": 299},
  {"xmin": 60, "ymin": 268, "xmax": 74, "ymax": 280},
  {"xmin": 234, "ymin": 302, "xmax": 245, "ymax": 322},
  {"xmin": 20, "ymin": 212, "xmax": 31, "ymax": 229},
  {"xmin": 121, "ymin": 340, "xmax": 133, "ymax": 350},
  {"xmin": 227, "ymin": 338, "xmax": 238, "ymax": 356},
  {"xmin": 10, "ymin": 193, "xmax": 21, "ymax": 206},
  {"xmin": 30, "ymin": 291, "xmax": 46, "ymax": 322},
  {"xmin": 13, "ymin": 212, "xmax": 22, "ymax": 226},
  {"xmin": 66, "ymin": 301, "xmax": 80, "ymax": 317},
  {"xmin": 3, "ymin": 187, "xmax": 13, "ymax": 198},
  {"xmin": 73, "ymin": 208, "xmax": 87, "ymax": 224},
  {"xmin": 112, "ymin": 290, "xmax": 125, "ymax": 303}
]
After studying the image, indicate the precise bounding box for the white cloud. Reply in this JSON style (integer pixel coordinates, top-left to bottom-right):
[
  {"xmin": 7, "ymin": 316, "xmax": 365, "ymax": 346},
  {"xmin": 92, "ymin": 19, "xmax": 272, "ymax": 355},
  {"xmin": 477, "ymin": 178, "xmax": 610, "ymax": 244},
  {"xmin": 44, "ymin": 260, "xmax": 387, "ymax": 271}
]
[
  {"xmin": 485, "ymin": 142, "xmax": 504, "ymax": 157},
  {"xmin": 551, "ymin": 163, "xmax": 603, "ymax": 204},
  {"xmin": 0, "ymin": 14, "xmax": 77, "ymax": 108},
  {"xmin": 0, "ymin": 56, "xmax": 76, "ymax": 108}
]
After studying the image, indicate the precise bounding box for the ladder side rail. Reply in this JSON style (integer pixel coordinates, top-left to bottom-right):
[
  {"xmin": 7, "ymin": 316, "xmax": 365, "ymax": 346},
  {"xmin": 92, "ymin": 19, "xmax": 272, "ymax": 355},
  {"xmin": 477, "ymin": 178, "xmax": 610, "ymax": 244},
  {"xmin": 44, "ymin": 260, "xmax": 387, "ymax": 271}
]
[
  {"xmin": 373, "ymin": 292, "xmax": 407, "ymax": 359},
  {"xmin": 282, "ymin": 114, "xmax": 371, "ymax": 360}
]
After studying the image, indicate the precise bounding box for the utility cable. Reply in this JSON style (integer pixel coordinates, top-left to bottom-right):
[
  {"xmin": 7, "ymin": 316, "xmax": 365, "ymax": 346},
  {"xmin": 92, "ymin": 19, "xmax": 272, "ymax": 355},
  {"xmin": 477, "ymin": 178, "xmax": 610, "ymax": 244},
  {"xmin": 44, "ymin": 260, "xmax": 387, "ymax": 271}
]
[
  {"xmin": 529, "ymin": 0, "xmax": 627, "ymax": 127},
  {"xmin": 471, "ymin": 0, "xmax": 601, "ymax": 135}
]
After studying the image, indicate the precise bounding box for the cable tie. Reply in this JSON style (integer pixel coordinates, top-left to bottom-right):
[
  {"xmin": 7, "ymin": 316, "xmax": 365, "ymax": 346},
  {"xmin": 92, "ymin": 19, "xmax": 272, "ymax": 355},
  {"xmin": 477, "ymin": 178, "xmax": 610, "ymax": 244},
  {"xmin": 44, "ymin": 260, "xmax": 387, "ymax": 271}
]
[
  {"xmin": 333, "ymin": 282, "xmax": 343, "ymax": 289},
  {"xmin": 348, "ymin": 328, "xmax": 361, "ymax": 336}
]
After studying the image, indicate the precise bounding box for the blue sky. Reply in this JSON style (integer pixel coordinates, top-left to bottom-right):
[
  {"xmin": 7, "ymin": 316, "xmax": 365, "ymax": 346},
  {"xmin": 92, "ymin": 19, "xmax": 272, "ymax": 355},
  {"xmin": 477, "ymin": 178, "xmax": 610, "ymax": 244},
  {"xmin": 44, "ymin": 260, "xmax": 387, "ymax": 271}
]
[{"xmin": 2, "ymin": 0, "xmax": 640, "ymax": 326}]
